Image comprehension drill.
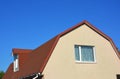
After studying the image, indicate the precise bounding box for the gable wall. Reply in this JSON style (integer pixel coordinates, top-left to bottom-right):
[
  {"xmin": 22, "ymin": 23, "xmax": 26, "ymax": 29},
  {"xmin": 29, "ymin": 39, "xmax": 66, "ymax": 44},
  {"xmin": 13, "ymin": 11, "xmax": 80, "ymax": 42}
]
[{"xmin": 42, "ymin": 24, "xmax": 120, "ymax": 79}]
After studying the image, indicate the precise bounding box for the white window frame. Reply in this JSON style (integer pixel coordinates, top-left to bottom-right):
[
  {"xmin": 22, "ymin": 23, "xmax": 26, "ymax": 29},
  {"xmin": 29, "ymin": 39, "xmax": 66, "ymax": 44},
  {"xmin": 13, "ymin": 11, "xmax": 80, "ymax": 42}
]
[
  {"xmin": 13, "ymin": 54, "xmax": 19, "ymax": 72},
  {"xmin": 75, "ymin": 45, "xmax": 96, "ymax": 63}
]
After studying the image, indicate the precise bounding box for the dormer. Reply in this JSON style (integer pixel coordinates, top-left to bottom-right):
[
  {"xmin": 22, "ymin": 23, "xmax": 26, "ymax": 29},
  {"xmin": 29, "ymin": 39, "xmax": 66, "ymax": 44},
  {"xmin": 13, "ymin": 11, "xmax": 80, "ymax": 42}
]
[{"xmin": 12, "ymin": 48, "xmax": 32, "ymax": 73}]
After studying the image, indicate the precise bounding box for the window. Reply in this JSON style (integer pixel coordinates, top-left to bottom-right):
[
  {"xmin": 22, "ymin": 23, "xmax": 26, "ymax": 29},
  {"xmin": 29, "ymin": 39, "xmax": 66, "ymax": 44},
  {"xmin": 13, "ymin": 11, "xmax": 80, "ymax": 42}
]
[
  {"xmin": 117, "ymin": 74, "xmax": 120, "ymax": 79},
  {"xmin": 13, "ymin": 54, "xmax": 19, "ymax": 72},
  {"xmin": 74, "ymin": 45, "xmax": 96, "ymax": 63}
]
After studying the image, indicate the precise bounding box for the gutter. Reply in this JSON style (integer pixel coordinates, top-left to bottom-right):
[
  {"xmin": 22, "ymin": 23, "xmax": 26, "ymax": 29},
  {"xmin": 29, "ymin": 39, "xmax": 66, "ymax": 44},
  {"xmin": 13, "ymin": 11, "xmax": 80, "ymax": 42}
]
[
  {"xmin": 33, "ymin": 73, "xmax": 41, "ymax": 79},
  {"xmin": 20, "ymin": 72, "xmax": 43, "ymax": 79}
]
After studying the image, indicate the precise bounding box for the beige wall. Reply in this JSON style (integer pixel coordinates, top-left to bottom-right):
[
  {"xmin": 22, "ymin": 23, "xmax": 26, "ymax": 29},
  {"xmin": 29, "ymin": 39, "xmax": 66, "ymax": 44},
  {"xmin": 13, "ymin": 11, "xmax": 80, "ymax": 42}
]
[{"xmin": 42, "ymin": 24, "xmax": 120, "ymax": 79}]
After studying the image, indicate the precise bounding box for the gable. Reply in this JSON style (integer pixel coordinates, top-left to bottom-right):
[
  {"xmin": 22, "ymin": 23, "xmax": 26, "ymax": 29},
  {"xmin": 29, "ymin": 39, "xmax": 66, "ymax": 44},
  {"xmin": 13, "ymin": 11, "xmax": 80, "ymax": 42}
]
[{"xmin": 42, "ymin": 21, "xmax": 120, "ymax": 79}]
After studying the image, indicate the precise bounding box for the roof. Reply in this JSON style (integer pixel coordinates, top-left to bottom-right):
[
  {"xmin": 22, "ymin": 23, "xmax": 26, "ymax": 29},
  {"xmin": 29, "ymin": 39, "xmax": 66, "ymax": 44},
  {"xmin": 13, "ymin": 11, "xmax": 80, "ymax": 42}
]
[
  {"xmin": 21, "ymin": 35, "xmax": 59, "ymax": 75},
  {"xmin": 13, "ymin": 48, "xmax": 32, "ymax": 54},
  {"xmin": 5, "ymin": 20, "xmax": 120, "ymax": 78},
  {"xmin": 2, "ymin": 63, "xmax": 13, "ymax": 79}
]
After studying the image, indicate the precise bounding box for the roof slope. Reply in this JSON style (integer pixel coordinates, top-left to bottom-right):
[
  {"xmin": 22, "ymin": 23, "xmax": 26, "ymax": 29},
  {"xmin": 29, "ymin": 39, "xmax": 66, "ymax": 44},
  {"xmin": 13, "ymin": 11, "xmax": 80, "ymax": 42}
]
[
  {"xmin": 19, "ymin": 35, "xmax": 59, "ymax": 77},
  {"xmin": 2, "ymin": 63, "xmax": 13, "ymax": 79},
  {"xmin": 4, "ymin": 20, "xmax": 120, "ymax": 78}
]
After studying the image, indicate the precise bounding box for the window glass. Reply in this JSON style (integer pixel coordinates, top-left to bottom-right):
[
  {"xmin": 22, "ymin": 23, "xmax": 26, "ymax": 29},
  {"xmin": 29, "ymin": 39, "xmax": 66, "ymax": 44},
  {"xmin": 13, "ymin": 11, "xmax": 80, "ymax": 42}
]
[
  {"xmin": 75, "ymin": 45, "xmax": 80, "ymax": 61},
  {"xmin": 74, "ymin": 45, "xmax": 95, "ymax": 62},
  {"xmin": 81, "ymin": 46, "xmax": 94, "ymax": 62}
]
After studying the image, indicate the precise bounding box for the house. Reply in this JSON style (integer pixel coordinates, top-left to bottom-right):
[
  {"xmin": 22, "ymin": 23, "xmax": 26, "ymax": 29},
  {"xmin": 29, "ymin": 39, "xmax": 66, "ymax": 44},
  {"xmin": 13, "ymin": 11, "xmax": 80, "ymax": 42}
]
[{"xmin": 3, "ymin": 20, "xmax": 120, "ymax": 79}]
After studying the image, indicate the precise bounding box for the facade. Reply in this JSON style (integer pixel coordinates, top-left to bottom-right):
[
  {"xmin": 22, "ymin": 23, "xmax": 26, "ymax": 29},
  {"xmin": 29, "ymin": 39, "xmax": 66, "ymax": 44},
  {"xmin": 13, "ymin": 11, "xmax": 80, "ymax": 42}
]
[{"xmin": 3, "ymin": 20, "xmax": 120, "ymax": 79}]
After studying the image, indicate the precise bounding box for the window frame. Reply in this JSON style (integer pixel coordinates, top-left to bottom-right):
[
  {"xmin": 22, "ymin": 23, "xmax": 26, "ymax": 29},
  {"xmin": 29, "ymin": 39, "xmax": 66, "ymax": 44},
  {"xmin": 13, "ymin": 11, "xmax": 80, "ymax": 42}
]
[
  {"xmin": 13, "ymin": 54, "xmax": 19, "ymax": 72},
  {"xmin": 75, "ymin": 45, "xmax": 96, "ymax": 63}
]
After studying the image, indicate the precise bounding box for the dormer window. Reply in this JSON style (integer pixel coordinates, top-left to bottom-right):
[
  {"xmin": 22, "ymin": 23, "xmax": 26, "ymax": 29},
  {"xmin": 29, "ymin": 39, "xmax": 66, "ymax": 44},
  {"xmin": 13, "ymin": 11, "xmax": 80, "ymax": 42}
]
[{"xmin": 13, "ymin": 54, "xmax": 19, "ymax": 72}]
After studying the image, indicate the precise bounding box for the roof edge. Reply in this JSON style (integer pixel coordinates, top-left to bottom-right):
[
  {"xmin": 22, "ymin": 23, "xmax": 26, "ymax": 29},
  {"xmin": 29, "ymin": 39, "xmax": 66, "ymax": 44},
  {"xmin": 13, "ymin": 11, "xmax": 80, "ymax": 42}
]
[{"xmin": 40, "ymin": 35, "xmax": 60, "ymax": 72}]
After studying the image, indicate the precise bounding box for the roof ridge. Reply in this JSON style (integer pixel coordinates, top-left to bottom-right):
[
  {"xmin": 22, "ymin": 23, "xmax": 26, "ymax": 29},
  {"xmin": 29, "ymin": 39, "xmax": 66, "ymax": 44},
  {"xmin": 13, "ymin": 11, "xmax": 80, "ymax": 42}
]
[
  {"xmin": 12, "ymin": 48, "xmax": 33, "ymax": 51},
  {"xmin": 12, "ymin": 48, "xmax": 33, "ymax": 54}
]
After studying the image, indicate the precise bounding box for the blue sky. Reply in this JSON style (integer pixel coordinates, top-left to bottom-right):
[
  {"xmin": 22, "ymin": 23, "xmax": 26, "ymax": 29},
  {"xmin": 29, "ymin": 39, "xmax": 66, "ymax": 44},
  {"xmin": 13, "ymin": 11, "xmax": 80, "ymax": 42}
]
[{"xmin": 0, "ymin": 0, "xmax": 120, "ymax": 72}]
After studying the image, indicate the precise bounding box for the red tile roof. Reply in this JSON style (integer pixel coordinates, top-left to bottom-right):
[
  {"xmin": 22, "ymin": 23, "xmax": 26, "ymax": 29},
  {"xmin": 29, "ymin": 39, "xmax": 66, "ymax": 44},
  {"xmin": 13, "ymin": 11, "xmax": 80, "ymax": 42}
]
[
  {"xmin": 2, "ymin": 63, "xmax": 13, "ymax": 79},
  {"xmin": 3, "ymin": 20, "xmax": 120, "ymax": 79},
  {"xmin": 22, "ymin": 35, "xmax": 59, "ymax": 76}
]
